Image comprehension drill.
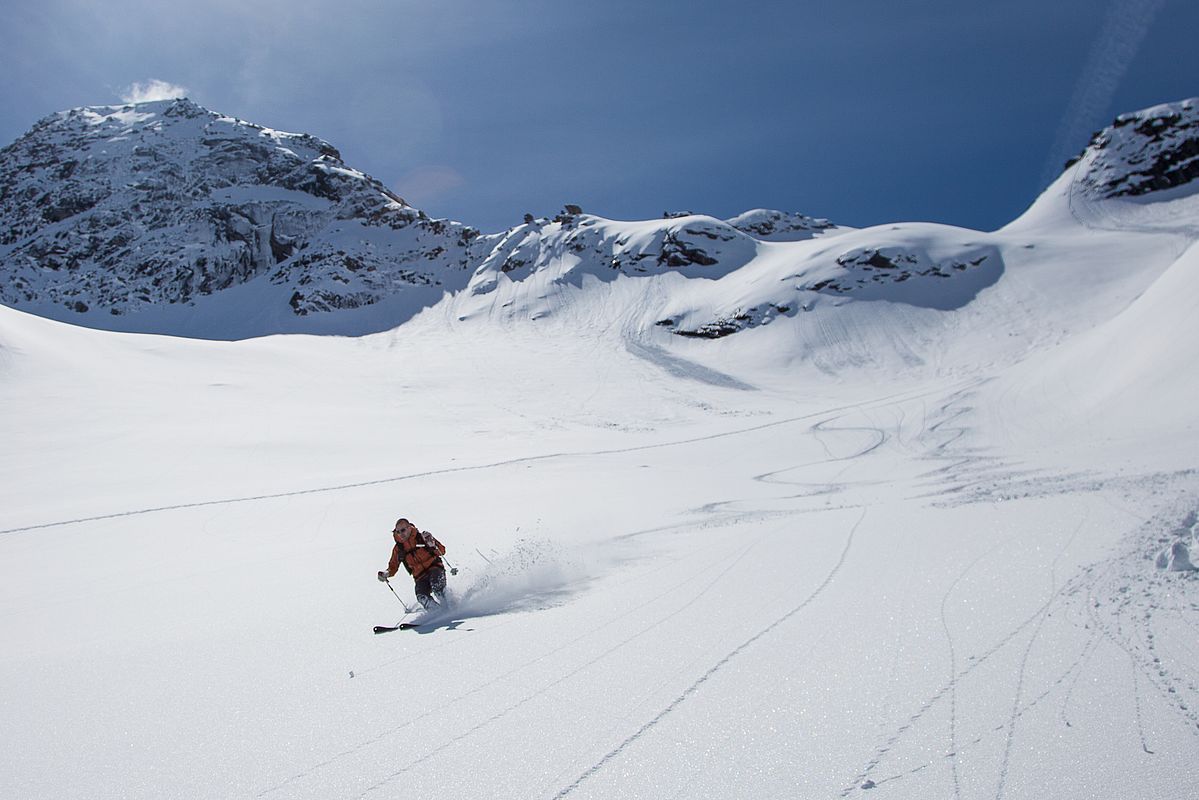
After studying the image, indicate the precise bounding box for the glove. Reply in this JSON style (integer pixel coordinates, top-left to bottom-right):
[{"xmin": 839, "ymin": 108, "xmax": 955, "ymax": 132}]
[{"xmin": 377, "ymin": 570, "xmax": 388, "ymax": 582}]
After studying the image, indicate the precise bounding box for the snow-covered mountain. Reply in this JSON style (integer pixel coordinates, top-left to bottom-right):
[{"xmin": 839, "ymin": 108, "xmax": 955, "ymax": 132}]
[
  {"xmin": 0, "ymin": 98, "xmax": 851, "ymax": 337},
  {"xmin": 0, "ymin": 97, "xmax": 1072, "ymax": 338},
  {"xmin": 3, "ymin": 96, "xmax": 1197, "ymax": 342},
  {"xmin": 0, "ymin": 98, "xmax": 483, "ymax": 332}
]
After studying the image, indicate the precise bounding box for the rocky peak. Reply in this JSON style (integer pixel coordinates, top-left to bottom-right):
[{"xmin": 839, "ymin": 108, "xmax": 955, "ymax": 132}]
[
  {"xmin": 0, "ymin": 98, "xmax": 478, "ymax": 325},
  {"xmin": 724, "ymin": 209, "xmax": 840, "ymax": 241},
  {"xmin": 1071, "ymin": 97, "xmax": 1199, "ymax": 199}
]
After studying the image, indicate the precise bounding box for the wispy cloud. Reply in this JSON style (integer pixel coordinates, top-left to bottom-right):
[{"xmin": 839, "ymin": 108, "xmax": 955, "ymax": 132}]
[
  {"xmin": 1041, "ymin": 0, "xmax": 1167, "ymax": 185},
  {"xmin": 119, "ymin": 79, "xmax": 190, "ymax": 104}
]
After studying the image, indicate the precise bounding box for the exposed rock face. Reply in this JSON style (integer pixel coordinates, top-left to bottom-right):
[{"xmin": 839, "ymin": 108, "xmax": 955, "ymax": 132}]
[
  {"xmin": 805, "ymin": 246, "xmax": 994, "ymax": 296},
  {"xmin": 664, "ymin": 303, "xmax": 793, "ymax": 339},
  {"xmin": 725, "ymin": 209, "xmax": 837, "ymax": 241},
  {"xmin": 466, "ymin": 213, "xmax": 762, "ymax": 297},
  {"xmin": 1073, "ymin": 98, "xmax": 1199, "ymax": 198},
  {"xmin": 0, "ymin": 98, "xmax": 479, "ymax": 318}
]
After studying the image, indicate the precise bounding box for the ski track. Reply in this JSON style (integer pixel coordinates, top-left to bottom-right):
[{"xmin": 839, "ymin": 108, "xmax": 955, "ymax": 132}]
[
  {"xmin": 353, "ymin": 537, "xmax": 699, "ymax": 677},
  {"xmin": 939, "ymin": 541, "xmax": 1006, "ymax": 800},
  {"xmin": 10, "ymin": 337, "xmax": 1194, "ymax": 798},
  {"xmin": 841, "ymin": 572, "xmax": 1084, "ymax": 796},
  {"xmin": 1057, "ymin": 624, "xmax": 1102, "ymax": 729},
  {"xmin": 1094, "ymin": 554, "xmax": 1159, "ymax": 756},
  {"xmin": 847, "ymin": 391, "xmax": 987, "ymax": 797},
  {"xmin": 258, "ymin": 547, "xmax": 742, "ymax": 795},
  {"xmin": 754, "ymin": 413, "xmax": 889, "ymax": 486},
  {"xmin": 1080, "ymin": 521, "xmax": 1199, "ymax": 745},
  {"xmin": 697, "ymin": 401, "xmax": 897, "ymax": 519},
  {"xmin": 838, "ymin": 467, "xmax": 1099, "ymax": 798},
  {"xmin": 258, "ymin": 523, "xmax": 768, "ymax": 798},
  {"xmin": 546, "ymin": 509, "xmax": 864, "ymax": 799},
  {"xmin": 848, "ymin": 499, "xmax": 1199, "ymax": 798},
  {"xmin": 839, "ymin": 388, "xmax": 1184, "ymax": 797},
  {"xmin": 344, "ymin": 375, "xmax": 1190, "ymax": 799},
  {"xmin": 994, "ymin": 516, "xmax": 1086, "ymax": 800},
  {"xmin": 0, "ymin": 382, "xmax": 971, "ymax": 536},
  {"xmin": 352, "ymin": 539, "xmax": 771, "ymax": 799},
  {"xmin": 993, "ymin": 573, "xmax": 1057, "ymax": 799},
  {"xmin": 702, "ymin": 379, "xmax": 951, "ymax": 523}
]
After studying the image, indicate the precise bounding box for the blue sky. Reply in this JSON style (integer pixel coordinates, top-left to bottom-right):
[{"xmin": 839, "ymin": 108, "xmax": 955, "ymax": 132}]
[{"xmin": 2, "ymin": 0, "xmax": 1195, "ymax": 233}]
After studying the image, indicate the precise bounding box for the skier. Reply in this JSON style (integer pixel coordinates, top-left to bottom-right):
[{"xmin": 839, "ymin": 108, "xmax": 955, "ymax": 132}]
[{"xmin": 377, "ymin": 518, "xmax": 448, "ymax": 610}]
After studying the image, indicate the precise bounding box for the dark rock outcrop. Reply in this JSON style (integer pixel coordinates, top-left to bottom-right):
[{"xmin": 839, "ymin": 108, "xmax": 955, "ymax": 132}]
[{"xmin": 1074, "ymin": 98, "xmax": 1199, "ymax": 198}]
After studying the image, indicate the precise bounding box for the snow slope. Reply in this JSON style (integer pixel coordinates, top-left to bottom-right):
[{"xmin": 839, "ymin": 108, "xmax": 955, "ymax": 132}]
[
  {"xmin": 1, "ymin": 99, "xmax": 1198, "ymax": 799},
  {"xmin": 2, "ymin": 272, "xmax": 1197, "ymax": 799}
]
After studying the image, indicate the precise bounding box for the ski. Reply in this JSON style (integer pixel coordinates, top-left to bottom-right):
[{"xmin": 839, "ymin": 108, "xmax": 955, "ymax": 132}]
[
  {"xmin": 373, "ymin": 621, "xmax": 424, "ymax": 633},
  {"xmin": 374, "ymin": 598, "xmax": 451, "ymax": 634}
]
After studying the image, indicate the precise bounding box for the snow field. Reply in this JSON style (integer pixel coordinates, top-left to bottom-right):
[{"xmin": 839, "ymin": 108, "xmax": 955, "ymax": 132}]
[{"xmin": 2, "ymin": 304, "xmax": 1196, "ymax": 798}]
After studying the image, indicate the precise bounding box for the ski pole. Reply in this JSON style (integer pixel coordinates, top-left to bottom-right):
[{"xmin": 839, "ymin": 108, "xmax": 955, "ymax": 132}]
[{"xmin": 383, "ymin": 577, "xmax": 415, "ymax": 613}]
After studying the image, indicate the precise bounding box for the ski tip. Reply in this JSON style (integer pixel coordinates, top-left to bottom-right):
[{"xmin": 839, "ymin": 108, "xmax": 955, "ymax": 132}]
[{"xmin": 376, "ymin": 617, "xmax": 447, "ymax": 633}]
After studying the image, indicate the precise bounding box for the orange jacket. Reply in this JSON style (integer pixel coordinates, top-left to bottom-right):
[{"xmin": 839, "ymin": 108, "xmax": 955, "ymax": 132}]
[{"xmin": 387, "ymin": 528, "xmax": 446, "ymax": 581}]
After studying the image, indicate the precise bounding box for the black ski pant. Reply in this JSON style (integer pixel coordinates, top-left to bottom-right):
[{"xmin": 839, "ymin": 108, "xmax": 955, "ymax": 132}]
[{"xmin": 414, "ymin": 565, "xmax": 447, "ymax": 609}]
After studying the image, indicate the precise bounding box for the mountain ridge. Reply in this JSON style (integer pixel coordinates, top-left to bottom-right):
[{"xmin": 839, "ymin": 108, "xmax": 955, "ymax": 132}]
[{"xmin": 0, "ymin": 96, "xmax": 1196, "ymax": 341}]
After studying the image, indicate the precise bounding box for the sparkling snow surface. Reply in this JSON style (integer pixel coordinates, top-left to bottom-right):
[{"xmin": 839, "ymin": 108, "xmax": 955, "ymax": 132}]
[{"xmin": 2, "ymin": 168, "xmax": 1198, "ymax": 800}]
